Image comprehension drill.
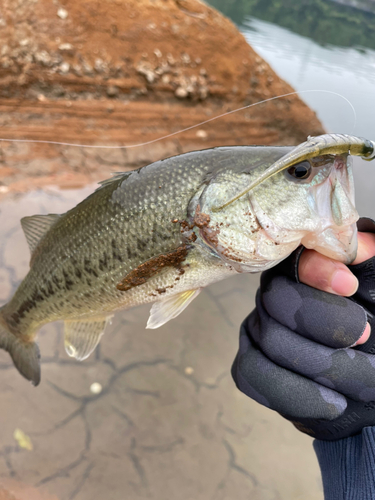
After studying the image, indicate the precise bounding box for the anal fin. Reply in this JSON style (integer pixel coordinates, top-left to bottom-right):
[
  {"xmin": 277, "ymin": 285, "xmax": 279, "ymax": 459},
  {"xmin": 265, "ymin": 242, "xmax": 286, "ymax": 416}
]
[
  {"xmin": 146, "ymin": 289, "xmax": 201, "ymax": 329},
  {"xmin": 64, "ymin": 315, "xmax": 112, "ymax": 361}
]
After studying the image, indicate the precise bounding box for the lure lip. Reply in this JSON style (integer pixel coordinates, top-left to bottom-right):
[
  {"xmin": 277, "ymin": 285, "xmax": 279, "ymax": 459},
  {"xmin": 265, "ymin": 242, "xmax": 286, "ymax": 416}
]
[
  {"xmin": 213, "ymin": 134, "xmax": 375, "ymax": 211},
  {"xmin": 362, "ymin": 140, "xmax": 375, "ymax": 160}
]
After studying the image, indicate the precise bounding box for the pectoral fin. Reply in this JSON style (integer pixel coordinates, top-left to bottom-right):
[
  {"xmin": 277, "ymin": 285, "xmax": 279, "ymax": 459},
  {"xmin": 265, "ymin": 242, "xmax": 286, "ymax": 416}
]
[
  {"xmin": 146, "ymin": 289, "xmax": 201, "ymax": 329},
  {"xmin": 64, "ymin": 315, "xmax": 112, "ymax": 360}
]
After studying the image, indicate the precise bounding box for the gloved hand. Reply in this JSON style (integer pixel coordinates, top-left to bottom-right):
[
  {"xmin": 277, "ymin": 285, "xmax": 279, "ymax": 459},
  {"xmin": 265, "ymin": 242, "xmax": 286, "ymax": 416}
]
[{"xmin": 232, "ymin": 218, "xmax": 375, "ymax": 441}]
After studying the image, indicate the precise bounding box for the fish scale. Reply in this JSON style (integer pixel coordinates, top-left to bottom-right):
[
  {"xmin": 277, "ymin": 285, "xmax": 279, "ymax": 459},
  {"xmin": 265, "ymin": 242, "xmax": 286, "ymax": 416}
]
[
  {"xmin": 0, "ymin": 134, "xmax": 374, "ymax": 385},
  {"xmin": 1, "ymin": 149, "xmax": 247, "ymax": 334}
]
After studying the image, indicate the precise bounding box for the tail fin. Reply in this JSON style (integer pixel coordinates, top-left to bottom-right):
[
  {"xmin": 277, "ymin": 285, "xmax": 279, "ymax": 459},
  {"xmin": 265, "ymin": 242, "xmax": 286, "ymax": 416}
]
[{"xmin": 0, "ymin": 317, "xmax": 41, "ymax": 386}]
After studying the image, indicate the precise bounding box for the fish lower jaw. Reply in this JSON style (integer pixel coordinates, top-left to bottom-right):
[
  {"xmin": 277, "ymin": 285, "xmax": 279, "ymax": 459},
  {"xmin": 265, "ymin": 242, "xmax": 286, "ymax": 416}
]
[
  {"xmin": 308, "ymin": 245, "xmax": 356, "ymax": 264},
  {"xmin": 301, "ymin": 224, "xmax": 358, "ymax": 264}
]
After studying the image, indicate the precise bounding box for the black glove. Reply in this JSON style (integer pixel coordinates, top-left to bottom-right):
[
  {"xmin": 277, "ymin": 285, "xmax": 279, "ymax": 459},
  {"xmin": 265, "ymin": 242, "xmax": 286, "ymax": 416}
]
[{"xmin": 232, "ymin": 218, "xmax": 375, "ymax": 441}]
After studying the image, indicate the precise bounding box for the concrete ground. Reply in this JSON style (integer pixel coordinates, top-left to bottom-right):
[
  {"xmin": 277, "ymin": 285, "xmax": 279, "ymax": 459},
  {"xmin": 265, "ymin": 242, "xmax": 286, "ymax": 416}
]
[{"xmin": 0, "ymin": 187, "xmax": 323, "ymax": 500}]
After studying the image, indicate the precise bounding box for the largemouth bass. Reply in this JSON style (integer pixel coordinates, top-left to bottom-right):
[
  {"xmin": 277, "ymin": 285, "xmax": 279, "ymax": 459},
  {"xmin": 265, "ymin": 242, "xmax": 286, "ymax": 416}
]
[{"xmin": 0, "ymin": 133, "xmax": 374, "ymax": 386}]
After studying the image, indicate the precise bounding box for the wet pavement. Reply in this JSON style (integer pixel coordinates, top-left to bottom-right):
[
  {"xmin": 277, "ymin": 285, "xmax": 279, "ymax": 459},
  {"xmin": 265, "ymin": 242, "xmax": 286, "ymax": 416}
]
[{"xmin": 0, "ymin": 187, "xmax": 322, "ymax": 500}]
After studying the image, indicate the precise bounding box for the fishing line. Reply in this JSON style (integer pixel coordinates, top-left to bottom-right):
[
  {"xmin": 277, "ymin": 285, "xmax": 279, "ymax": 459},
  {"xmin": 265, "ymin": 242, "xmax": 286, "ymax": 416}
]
[{"xmin": 0, "ymin": 89, "xmax": 356, "ymax": 149}]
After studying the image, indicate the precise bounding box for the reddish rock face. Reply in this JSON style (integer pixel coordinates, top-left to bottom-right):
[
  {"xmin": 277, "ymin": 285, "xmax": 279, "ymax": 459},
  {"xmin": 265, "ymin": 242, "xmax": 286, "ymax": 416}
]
[{"xmin": 0, "ymin": 0, "xmax": 323, "ymax": 195}]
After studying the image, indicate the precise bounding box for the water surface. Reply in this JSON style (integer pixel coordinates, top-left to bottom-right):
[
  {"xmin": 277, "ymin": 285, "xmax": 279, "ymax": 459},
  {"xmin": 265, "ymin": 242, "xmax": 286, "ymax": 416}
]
[{"xmin": 239, "ymin": 16, "xmax": 375, "ymax": 217}]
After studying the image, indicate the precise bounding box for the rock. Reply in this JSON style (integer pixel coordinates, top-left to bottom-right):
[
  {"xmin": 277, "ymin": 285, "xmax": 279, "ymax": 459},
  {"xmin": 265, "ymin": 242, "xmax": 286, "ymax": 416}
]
[
  {"xmin": 72, "ymin": 64, "xmax": 82, "ymax": 76},
  {"xmin": 136, "ymin": 61, "xmax": 157, "ymax": 83},
  {"xmin": 94, "ymin": 58, "xmax": 108, "ymax": 74},
  {"xmin": 175, "ymin": 86, "xmax": 188, "ymax": 98},
  {"xmin": 181, "ymin": 53, "xmax": 191, "ymax": 64},
  {"xmin": 196, "ymin": 129, "xmax": 207, "ymax": 138},
  {"xmin": 51, "ymin": 84, "xmax": 66, "ymax": 97},
  {"xmin": 59, "ymin": 62, "xmax": 70, "ymax": 74},
  {"xmin": 1, "ymin": 58, "xmax": 11, "ymax": 69},
  {"xmin": 171, "ymin": 24, "xmax": 179, "ymax": 34},
  {"xmin": 81, "ymin": 58, "xmax": 94, "ymax": 75},
  {"xmin": 166, "ymin": 53, "xmax": 175, "ymax": 65},
  {"xmin": 106, "ymin": 85, "xmax": 119, "ymax": 98},
  {"xmin": 57, "ymin": 8, "xmax": 68, "ymax": 19},
  {"xmin": 199, "ymin": 86, "xmax": 208, "ymax": 100},
  {"xmin": 250, "ymin": 76, "xmax": 259, "ymax": 88},
  {"xmin": 155, "ymin": 61, "xmax": 170, "ymax": 76},
  {"xmin": 58, "ymin": 43, "xmax": 74, "ymax": 52},
  {"xmin": 0, "ymin": 0, "xmax": 325, "ymax": 201},
  {"xmin": 34, "ymin": 50, "xmax": 52, "ymax": 67}
]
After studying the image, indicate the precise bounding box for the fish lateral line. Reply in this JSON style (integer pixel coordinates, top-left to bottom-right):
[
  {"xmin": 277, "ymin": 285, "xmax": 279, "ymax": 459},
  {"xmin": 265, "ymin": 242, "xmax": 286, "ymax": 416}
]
[{"xmin": 212, "ymin": 134, "xmax": 375, "ymax": 212}]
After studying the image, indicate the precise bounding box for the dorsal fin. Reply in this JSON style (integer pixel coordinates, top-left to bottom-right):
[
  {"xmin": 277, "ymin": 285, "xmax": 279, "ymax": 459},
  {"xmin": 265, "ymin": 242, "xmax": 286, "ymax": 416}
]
[
  {"xmin": 96, "ymin": 172, "xmax": 132, "ymax": 190},
  {"xmin": 21, "ymin": 214, "xmax": 61, "ymax": 255}
]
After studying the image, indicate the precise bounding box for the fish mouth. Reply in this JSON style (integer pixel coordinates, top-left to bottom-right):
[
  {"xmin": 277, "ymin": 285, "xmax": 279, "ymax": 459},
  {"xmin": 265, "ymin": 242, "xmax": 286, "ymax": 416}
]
[{"xmin": 301, "ymin": 222, "xmax": 358, "ymax": 264}]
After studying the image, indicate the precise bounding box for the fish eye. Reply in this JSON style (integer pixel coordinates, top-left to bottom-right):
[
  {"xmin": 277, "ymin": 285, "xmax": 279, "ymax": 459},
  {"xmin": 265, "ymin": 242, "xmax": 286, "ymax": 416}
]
[{"xmin": 287, "ymin": 161, "xmax": 311, "ymax": 180}]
